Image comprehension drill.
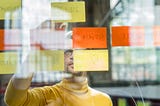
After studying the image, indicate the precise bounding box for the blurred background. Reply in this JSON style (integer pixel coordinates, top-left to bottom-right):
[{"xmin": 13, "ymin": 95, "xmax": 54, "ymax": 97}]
[{"xmin": 1, "ymin": 0, "xmax": 160, "ymax": 106}]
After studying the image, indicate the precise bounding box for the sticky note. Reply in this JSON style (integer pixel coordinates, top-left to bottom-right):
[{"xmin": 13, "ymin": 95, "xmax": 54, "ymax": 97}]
[
  {"xmin": 4, "ymin": 29, "xmax": 21, "ymax": 45},
  {"xmin": 129, "ymin": 26, "xmax": 145, "ymax": 46},
  {"xmin": 112, "ymin": 26, "xmax": 130, "ymax": 46},
  {"xmin": 73, "ymin": 27, "xmax": 107, "ymax": 48},
  {"xmin": 51, "ymin": 1, "xmax": 85, "ymax": 22},
  {"xmin": 30, "ymin": 29, "xmax": 71, "ymax": 49},
  {"xmin": 74, "ymin": 50, "xmax": 108, "ymax": 71},
  {"xmin": 0, "ymin": 0, "xmax": 21, "ymax": 19},
  {"xmin": 0, "ymin": 30, "xmax": 4, "ymax": 50},
  {"xmin": 0, "ymin": 29, "xmax": 22, "ymax": 50},
  {"xmin": 112, "ymin": 26, "xmax": 145, "ymax": 46},
  {"xmin": 153, "ymin": 26, "xmax": 160, "ymax": 46},
  {"xmin": 35, "ymin": 50, "xmax": 64, "ymax": 71},
  {"xmin": 0, "ymin": 52, "xmax": 18, "ymax": 74}
]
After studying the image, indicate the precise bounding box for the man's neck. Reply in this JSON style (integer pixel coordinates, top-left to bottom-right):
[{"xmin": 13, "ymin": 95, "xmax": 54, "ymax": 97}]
[
  {"xmin": 71, "ymin": 75, "xmax": 86, "ymax": 83},
  {"xmin": 65, "ymin": 74, "xmax": 86, "ymax": 83}
]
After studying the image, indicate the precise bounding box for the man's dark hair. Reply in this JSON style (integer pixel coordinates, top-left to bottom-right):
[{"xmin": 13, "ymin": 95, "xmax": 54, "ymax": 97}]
[{"xmin": 64, "ymin": 49, "xmax": 73, "ymax": 54}]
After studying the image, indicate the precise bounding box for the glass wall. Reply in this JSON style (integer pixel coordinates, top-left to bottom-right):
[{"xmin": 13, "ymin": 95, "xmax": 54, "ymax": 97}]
[
  {"xmin": 1, "ymin": 0, "xmax": 160, "ymax": 106},
  {"xmin": 111, "ymin": 0, "xmax": 160, "ymax": 83}
]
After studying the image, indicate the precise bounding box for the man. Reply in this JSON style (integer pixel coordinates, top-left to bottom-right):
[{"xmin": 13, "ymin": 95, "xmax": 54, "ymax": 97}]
[{"xmin": 4, "ymin": 49, "xmax": 113, "ymax": 106}]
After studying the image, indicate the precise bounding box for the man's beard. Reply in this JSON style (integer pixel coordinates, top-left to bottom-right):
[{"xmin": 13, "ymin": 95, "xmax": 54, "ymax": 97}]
[
  {"xmin": 72, "ymin": 72, "xmax": 84, "ymax": 76},
  {"xmin": 65, "ymin": 70, "xmax": 84, "ymax": 77}
]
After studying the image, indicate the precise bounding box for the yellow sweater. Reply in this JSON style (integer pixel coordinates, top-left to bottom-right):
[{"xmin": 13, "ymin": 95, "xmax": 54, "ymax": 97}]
[{"xmin": 4, "ymin": 79, "xmax": 112, "ymax": 106}]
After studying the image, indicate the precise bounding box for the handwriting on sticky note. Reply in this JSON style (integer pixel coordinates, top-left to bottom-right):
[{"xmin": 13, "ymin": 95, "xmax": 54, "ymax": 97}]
[
  {"xmin": 81, "ymin": 31, "xmax": 104, "ymax": 41},
  {"xmin": 55, "ymin": 5, "xmax": 79, "ymax": 13},
  {"xmin": 0, "ymin": 6, "xmax": 18, "ymax": 11}
]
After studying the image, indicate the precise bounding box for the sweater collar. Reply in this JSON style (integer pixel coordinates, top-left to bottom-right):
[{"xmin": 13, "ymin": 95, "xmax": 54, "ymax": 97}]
[{"xmin": 59, "ymin": 78, "xmax": 89, "ymax": 94}]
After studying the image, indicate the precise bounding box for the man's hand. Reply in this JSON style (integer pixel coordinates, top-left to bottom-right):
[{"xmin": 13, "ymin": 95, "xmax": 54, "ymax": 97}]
[
  {"xmin": 12, "ymin": 72, "xmax": 34, "ymax": 90},
  {"xmin": 11, "ymin": 52, "xmax": 34, "ymax": 90}
]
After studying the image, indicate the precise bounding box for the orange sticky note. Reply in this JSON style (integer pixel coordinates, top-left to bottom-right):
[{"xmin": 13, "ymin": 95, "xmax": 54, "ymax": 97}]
[
  {"xmin": 112, "ymin": 26, "xmax": 145, "ymax": 46},
  {"xmin": 112, "ymin": 26, "xmax": 130, "ymax": 46},
  {"xmin": 0, "ymin": 30, "xmax": 4, "ymax": 50},
  {"xmin": 0, "ymin": 29, "xmax": 22, "ymax": 51},
  {"xmin": 153, "ymin": 26, "xmax": 160, "ymax": 46},
  {"xmin": 73, "ymin": 27, "xmax": 107, "ymax": 48}
]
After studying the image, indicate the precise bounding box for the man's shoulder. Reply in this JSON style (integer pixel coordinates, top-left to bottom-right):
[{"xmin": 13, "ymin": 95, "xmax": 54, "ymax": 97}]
[{"xmin": 89, "ymin": 87, "xmax": 110, "ymax": 98}]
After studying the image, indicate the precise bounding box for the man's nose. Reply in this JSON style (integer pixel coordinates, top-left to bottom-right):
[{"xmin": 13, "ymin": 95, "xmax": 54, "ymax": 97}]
[{"xmin": 70, "ymin": 57, "xmax": 73, "ymax": 60}]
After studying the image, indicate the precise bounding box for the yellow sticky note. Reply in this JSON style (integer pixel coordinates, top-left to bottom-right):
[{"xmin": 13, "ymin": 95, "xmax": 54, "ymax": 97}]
[
  {"xmin": 74, "ymin": 50, "xmax": 109, "ymax": 71},
  {"xmin": 0, "ymin": 52, "xmax": 18, "ymax": 74},
  {"xmin": 0, "ymin": 0, "xmax": 21, "ymax": 19},
  {"xmin": 51, "ymin": 1, "xmax": 85, "ymax": 22},
  {"xmin": 35, "ymin": 50, "xmax": 64, "ymax": 71}
]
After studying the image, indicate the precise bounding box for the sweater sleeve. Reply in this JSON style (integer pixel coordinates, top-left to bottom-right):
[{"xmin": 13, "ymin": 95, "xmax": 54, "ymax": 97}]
[
  {"xmin": 4, "ymin": 80, "xmax": 46, "ymax": 106},
  {"xmin": 108, "ymin": 95, "xmax": 113, "ymax": 106}
]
